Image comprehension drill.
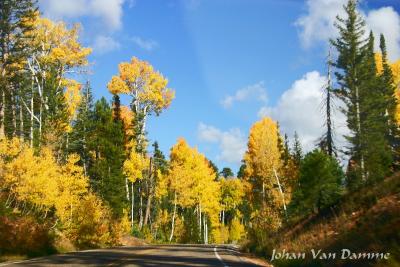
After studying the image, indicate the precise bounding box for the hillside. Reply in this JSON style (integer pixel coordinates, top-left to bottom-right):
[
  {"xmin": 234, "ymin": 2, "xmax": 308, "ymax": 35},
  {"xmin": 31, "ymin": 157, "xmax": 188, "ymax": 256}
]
[{"xmin": 262, "ymin": 173, "xmax": 400, "ymax": 267}]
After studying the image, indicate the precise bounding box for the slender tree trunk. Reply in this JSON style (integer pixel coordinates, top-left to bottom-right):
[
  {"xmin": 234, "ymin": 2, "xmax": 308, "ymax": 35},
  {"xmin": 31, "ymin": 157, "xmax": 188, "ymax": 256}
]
[
  {"xmin": 169, "ymin": 191, "xmax": 177, "ymax": 242},
  {"xmin": 273, "ymin": 168, "xmax": 287, "ymax": 217},
  {"xmin": 126, "ymin": 178, "xmax": 130, "ymax": 201},
  {"xmin": 131, "ymin": 182, "xmax": 134, "ymax": 228},
  {"xmin": 144, "ymin": 158, "xmax": 154, "ymax": 226},
  {"xmin": 355, "ymin": 85, "xmax": 365, "ymax": 180},
  {"xmin": 19, "ymin": 96, "xmax": 23, "ymax": 140},
  {"xmin": 139, "ymin": 181, "xmax": 143, "ymax": 229},
  {"xmin": 30, "ymin": 79, "xmax": 34, "ymax": 147},
  {"xmin": 39, "ymin": 102, "xmax": 42, "ymax": 142},
  {"xmin": 0, "ymin": 89, "xmax": 5, "ymax": 138},
  {"xmin": 11, "ymin": 90, "xmax": 16, "ymax": 136},
  {"xmin": 199, "ymin": 203, "xmax": 202, "ymax": 242}
]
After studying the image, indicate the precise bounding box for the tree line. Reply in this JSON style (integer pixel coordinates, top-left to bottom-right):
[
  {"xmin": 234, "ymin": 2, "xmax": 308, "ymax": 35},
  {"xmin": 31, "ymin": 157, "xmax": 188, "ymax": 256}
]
[{"xmin": 0, "ymin": 0, "xmax": 399, "ymax": 257}]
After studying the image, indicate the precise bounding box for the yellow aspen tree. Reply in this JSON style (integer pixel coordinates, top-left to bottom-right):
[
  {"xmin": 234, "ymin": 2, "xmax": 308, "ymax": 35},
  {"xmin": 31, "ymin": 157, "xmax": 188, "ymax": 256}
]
[
  {"xmin": 219, "ymin": 178, "xmax": 245, "ymax": 224},
  {"xmin": 23, "ymin": 15, "xmax": 91, "ymax": 144},
  {"xmin": 108, "ymin": 58, "xmax": 174, "ymax": 230},
  {"xmin": 123, "ymin": 147, "xmax": 150, "ymax": 227},
  {"xmin": 167, "ymin": 138, "xmax": 220, "ymax": 243},
  {"xmin": 244, "ymin": 117, "xmax": 287, "ymax": 224},
  {"xmin": 55, "ymin": 154, "xmax": 89, "ymax": 227},
  {"xmin": 3, "ymin": 146, "xmax": 59, "ymax": 215},
  {"xmin": 107, "ymin": 57, "xmax": 174, "ymax": 152},
  {"xmin": 167, "ymin": 138, "xmax": 195, "ymax": 241}
]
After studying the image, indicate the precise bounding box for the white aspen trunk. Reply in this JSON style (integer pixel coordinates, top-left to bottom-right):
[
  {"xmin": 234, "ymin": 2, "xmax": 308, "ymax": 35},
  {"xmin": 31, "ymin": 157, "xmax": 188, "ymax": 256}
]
[
  {"xmin": 169, "ymin": 192, "xmax": 177, "ymax": 242},
  {"xmin": 222, "ymin": 209, "xmax": 225, "ymax": 226},
  {"xmin": 139, "ymin": 182, "xmax": 143, "ymax": 229},
  {"xmin": 0, "ymin": 89, "xmax": 5, "ymax": 138},
  {"xmin": 30, "ymin": 80, "xmax": 34, "ymax": 147},
  {"xmin": 19, "ymin": 96, "xmax": 23, "ymax": 140},
  {"xmin": 199, "ymin": 203, "xmax": 202, "ymax": 241},
  {"xmin": 262, "ymin": 182, "xmax": 265, "ymax": 202},
  {"xmin": 206, "ymin": 220, "xmax": 208, "ymax": 244},
  {"xmin": 11, "ymin": 91, "xmax": 16, "ymax": 136},
  {"xmin": 355, "ymin": 86, "xmax": 365, "ymax": 180},
  {"xmin": 131, "ymin": 182, "xmax": 134, "ymax": 228},
  {"xmin": 39, "ymin": 102, "xmax": 42, "ymax": 142},
  {"xmin": 273, "ymin": 168, "xmax": 287, "ymax": 217},
  {"xmin": 126, "ymin": 178, "xmax": 130, "ymax": 201},
  {"xmin": 144, "ymin": 157, "xmax": 153, "ymax": 226}
]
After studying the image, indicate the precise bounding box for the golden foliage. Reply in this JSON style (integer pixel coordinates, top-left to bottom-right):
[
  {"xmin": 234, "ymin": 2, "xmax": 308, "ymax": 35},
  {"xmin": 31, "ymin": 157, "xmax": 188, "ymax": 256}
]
[
  {"xmin": 107, "ymin": 57, "xmax": 175, "ymax": 115},
  {"xmin": 375, "ymin": 53, "xmax": 400, "ymax": 123},
  {"xmin": 167, "ymin": 138, "xmax": 221, "ymax": 225},
  {"xmin": 64, "ymin": 80, "xmax": 83, "ymax": 127},
  {"xmin": 123, "ymin": 149, "xmax": 149, "ymax": 183},
  {"xmin": 244, "ymin": 117, "xmax": 282, "ymax": 187},
  {"xmin": 31, "ymin": 17, "xmax": 91, "ymax": 68}
]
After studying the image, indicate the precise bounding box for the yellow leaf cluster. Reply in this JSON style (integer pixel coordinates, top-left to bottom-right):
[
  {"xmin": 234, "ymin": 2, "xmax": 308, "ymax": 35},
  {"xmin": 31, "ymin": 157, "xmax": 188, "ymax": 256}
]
[
  {"xmin": 31, "ymin": 17, "xmax": 91, "ymax": 67},
  {"xmin": 107, "ymin": 57, "xmax": 175, "ymax": 114},
  {"xmin": 375, "ymin": 54, "xmax": 400, "ymax": 123},
  {"xmin": 123, "ymin": 149, "xmax": 149, "ymax": 183},
  {"xmin": 220, "ymin": 178, "xmax": 245, "ymax": 211},
  {"xmin": 0, "ymin": 139, "xmax": 88, "ymax": 224},
  {"xmin": 120, "ymin": 105, "xmax": 135, "ymax": 138},
  {"xmin": 55, "ymin": 154, "xmax": 89, "ymax": 224},
  {"xmin": 64, "ymin": 79, "xmax": 82, "ymax": 126}
]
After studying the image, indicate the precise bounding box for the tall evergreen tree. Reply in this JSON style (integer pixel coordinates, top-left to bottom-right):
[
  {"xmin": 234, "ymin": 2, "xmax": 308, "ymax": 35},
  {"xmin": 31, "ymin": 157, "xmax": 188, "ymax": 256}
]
[
  {"xmin": 112, "ymin": 94, "xmax": 122, "ymax": 122},
  {"xmin": 360, "ymin": 32, "xmax": 391, "ymax": 183},
  {"xmin": 89, "ymin": 97, "xmax": 127, "ymax": 217},
  {"xmin": 292, "ymin": 131, "xmax": 303, "ymax": 166},
  {"xmin": 0, "ymin": 0, "xmax": 37, "ymax": 138},
  {"xmin": 379, "ymin": 34, "xmax": 400, "ymax": 168},
  {"xmin": 69, "ymin": 82, "xmax": 94, "ymax": 176},
  {"xmin": 283, "ymin": 134, "xmax": 290, "ymax": 165},
  {"xmin": 331, "ymin": 0, "xmax": 368, "ymax": 182}
]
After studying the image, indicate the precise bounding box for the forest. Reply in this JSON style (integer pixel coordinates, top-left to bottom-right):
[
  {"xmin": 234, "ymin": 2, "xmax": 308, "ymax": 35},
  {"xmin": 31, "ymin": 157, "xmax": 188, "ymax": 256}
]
[{"xmin": 0, "ymin": 0, "xmax": 399, "ymax": 266}]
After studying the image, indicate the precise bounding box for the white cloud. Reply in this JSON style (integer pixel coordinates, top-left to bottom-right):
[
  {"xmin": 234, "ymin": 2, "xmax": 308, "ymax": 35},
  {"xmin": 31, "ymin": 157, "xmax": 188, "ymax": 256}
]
[
  {"xmin": 366, "ymin": 7, "xmax": 400, "ymax": 61},
  {"xmin": 295, "ymin": 0, "xmax": 347, "ymax": 48},
  {"xmin": 39, "ymin": 0, "xmax": 125, "ymax": 31},
  {"xmin": 198, "ymin": 123, "xmax": 247, "ymax": 164},
  {"xmin": 221, "ymin": 81, "xmax": 267, "ymax": 109},
  {"xmin": 93, "ymin": 35, "xmax": 121, "ymax": 54},
  {"xmin": 258, "ymin": 71, "xmax": 348, "ymax": 153},
  {"xmin": 131, "ymin": 36, "xmax": 159, "ymax": 51},
  {"xmin": 295, "ymin": 0, "xmax": 400, "ymax": 60}
]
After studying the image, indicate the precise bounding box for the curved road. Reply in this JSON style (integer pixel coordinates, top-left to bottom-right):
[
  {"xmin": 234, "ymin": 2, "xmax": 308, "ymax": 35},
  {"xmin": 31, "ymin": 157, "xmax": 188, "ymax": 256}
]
[{"xmin": 0, "ymin": 245, "xmax": 264, "ymax": 267}]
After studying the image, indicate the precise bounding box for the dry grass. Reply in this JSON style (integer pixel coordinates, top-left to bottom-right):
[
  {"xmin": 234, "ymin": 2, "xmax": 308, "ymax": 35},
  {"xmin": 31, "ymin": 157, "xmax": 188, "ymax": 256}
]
[{"xmin": 269, "ymin": 173, "xmax": 400, "ymax": 266}]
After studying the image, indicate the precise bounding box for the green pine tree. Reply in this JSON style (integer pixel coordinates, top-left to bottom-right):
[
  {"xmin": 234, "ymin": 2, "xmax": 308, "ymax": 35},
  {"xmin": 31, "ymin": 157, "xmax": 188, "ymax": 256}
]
[
  {"xmin": 89, "ymin": 97, "xmax": 127, "ymax": 217},
  {"xmin": 0, "ymin": 0, "xmax": 37, "ymax": 138},
  {"xmin": 379, "ymin": 34, "xmax": 400, "ymax": 169},
  {"xmin": 220, "ymin": 167, "xmax": 234, "ymax": 178},
  {"xmin": 69, "ymin": 81, "xmax": 95, "ymax": 176},
  {"xmin": 289, "ymin": 150, "xmax": 343, "ymax": 217},
  {"xmin": 237, "ymin": 163, "xmax": 246, "ymax": 179},
  {"xmin": 292, "ymin": 131, "xmax": 303, "ymax": 166},
  {"xmin": 331, "ymin": 0, "xmax": 368, "ymax": 184}
]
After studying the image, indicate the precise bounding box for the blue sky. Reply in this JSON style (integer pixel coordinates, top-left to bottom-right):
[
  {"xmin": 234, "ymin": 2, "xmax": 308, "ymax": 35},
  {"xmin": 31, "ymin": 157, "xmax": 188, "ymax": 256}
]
[{"xmin": 39, "ymin": 0, "xmax": 400, "ymax": 173}]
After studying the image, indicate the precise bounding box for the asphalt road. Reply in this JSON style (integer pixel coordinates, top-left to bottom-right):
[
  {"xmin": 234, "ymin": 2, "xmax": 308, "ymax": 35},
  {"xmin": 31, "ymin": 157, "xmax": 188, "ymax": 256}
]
[{"xmin": 0, "ymin": 245, "xmax": 263, "ymax": 267}]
